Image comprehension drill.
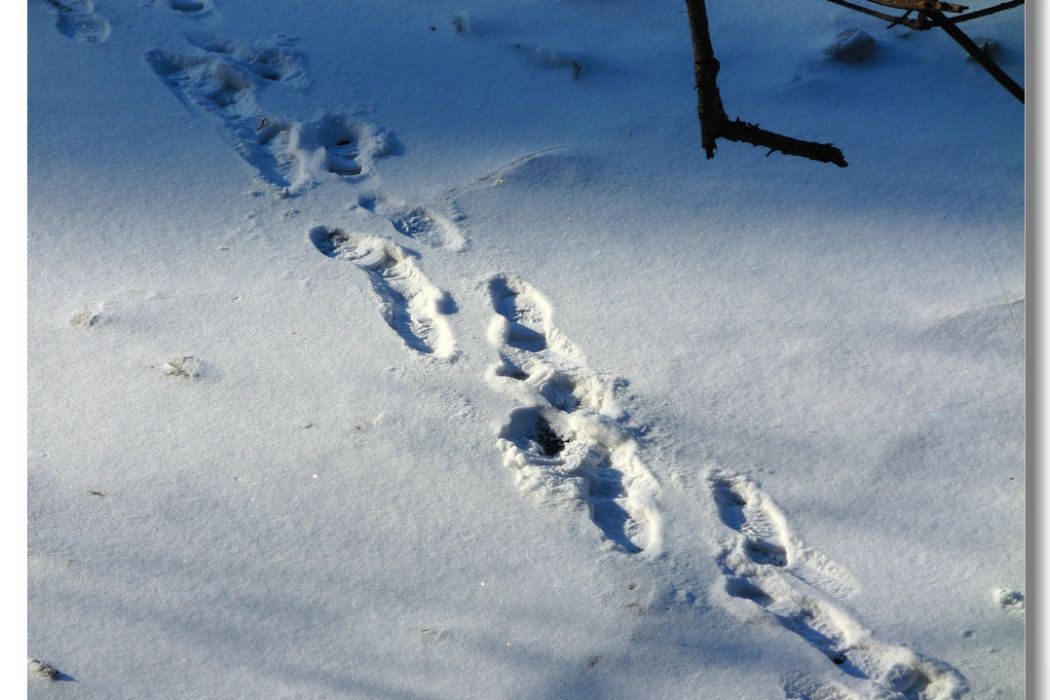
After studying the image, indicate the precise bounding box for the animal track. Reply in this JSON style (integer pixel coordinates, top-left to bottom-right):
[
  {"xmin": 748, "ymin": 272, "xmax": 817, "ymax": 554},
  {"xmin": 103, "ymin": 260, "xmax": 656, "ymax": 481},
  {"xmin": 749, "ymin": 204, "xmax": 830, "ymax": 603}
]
[
  {"xmin": 148, "ymin": 41, "xmax": 394, "ymax": 194},
  {"xmin": 357, "ymin": 193, "xmax": 465, "ymax": 251},
  {"xmin": 42, "ymin": 0, "xmax": 110, "ymax": 44},
  {"xmin": 709, "ymin": 469, "xmax": 965, "ymax": 699},
  {"xmin": 487, "ymin": 275, "xmax": 659, "ymax": 554},
  {"xmin": 499, "ymin": 407, "xmax": 657, "ymax": 554},
  {"xmin": 309, "ymin": 227, "xmax": 456, "ymax": 360}
]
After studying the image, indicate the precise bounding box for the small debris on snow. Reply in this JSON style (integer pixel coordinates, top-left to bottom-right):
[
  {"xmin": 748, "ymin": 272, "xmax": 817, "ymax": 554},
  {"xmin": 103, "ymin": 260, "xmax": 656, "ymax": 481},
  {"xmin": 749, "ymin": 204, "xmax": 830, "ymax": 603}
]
[
  {"xmin": 162, "ymin": 356, "xmax": 201, "ymax": 379},
  {"xmin": 826, "ymin": 29, "xmax": 877, "ymax": 63},
  {"xmin": 70, "ymin": 307, "xmax": 100, "ymax": 328},
  {"xmin": 993, "ymin": 588, "xmax": 1024, "ymax": 611},
  {"xmin": 27, "ymin": 658, "xmax": 58, "ymax": 680}
]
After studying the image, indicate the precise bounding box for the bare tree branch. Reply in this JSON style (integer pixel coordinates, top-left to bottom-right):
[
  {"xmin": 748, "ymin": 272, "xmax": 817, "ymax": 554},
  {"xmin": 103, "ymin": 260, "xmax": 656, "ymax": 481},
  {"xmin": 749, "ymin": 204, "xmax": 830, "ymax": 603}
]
[
  {"xmin": 864, "ymin": 0, "xmax": 967, "ymax": 12},
  {"xmin": 822, "ymin": 0, "xmax": 930, "ymax": 28},
  {"xmin": 683, "ymin": 0, "xmax": 848, "ymax": 167}
]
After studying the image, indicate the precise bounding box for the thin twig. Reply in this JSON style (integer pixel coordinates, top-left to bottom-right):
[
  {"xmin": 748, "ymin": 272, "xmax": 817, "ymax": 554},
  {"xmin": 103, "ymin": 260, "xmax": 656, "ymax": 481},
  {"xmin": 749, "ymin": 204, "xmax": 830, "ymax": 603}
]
[
  {"xmin": 948, "ymin": 0, "xmax": 1023, "ymax": 23},
  {"xmin": 928, "ymin": 10, "xmax": 1024, "ymax": 102}
]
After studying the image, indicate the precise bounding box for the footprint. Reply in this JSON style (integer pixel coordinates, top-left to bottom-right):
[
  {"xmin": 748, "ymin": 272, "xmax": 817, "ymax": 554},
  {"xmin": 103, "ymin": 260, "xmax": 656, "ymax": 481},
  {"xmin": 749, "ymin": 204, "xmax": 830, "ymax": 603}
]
[
  {"xmin": 357, "ymin": 193, "xmax": 465, "ymax": 251},
  {"xmin": 709, "ymin": 469, "xmax": 965, "ymax": 698},
  {"xmin": 711, "ymin": 473, "xmax": 789, "ymax": 567},
  {"xmin": 185, "ymin": 33, "xmax": 306, "ymax": 87},
  {"xmin": 489, "ymin": 275, "xmax": 550, "ymax": 352},
  {"xmin": 42, "ymin": 0, "xmax": 110, "ymax": 44},
  {"xmin": 148, "ymin": 42, "xmax": 394, "ymax": 194},
  {"xmin": 487, "ymin": 275, "xmax": 614, "ymax": 416},
  {"xmin": 498, "ymin": 406, "xmax": 657, "ymax": 554},
  {"xmin": 711, "ymin": 470, "xmax": 857, "ymax": 598},
  {"xmin": 147, "ymin": 49, "xmax": 300, "ymax": 190},
  {"xmin": 309, "ymin": 227, "xmax": 457, "ymax": 360}
]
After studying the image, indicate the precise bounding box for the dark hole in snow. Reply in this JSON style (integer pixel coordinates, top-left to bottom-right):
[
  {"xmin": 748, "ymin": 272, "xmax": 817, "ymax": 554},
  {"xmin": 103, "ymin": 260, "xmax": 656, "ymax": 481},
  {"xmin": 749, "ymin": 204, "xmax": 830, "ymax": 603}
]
[{"xmin": 532, "ymin": 417, "xmax": 565, "ymax": 456}]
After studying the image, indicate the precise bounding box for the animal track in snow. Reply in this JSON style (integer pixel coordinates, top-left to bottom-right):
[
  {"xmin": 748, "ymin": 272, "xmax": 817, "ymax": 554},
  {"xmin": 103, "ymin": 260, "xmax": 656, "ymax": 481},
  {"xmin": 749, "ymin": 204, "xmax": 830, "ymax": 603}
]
[
  {"xmin": 487, "ymin": 275, "xmax": 660, "ymax": 554},
  {"xmin": 42, "ymin": 0, "xmax": 110, "ymax": 44},
  {"xmin": 708, "ymin": 468, "xmax": 965, "ymax": 699},
  {"xmin": 309, "ymin": 227, "xmax": 457, "ymax": 360},
  {"xmin": 357, "ymin": 193, "xmax": 465, "ymax": 251},
  {"xmin": 147, "ymin": 44, "xmax": 395, "ymax": 194}
]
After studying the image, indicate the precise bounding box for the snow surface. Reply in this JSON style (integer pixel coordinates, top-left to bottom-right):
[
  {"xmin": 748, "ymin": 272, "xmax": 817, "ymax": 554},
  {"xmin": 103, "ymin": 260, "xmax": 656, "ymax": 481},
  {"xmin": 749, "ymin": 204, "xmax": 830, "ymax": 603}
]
[{"xmin": 28, "ymin": 0, "xmax": 1024, "ymax": 698}]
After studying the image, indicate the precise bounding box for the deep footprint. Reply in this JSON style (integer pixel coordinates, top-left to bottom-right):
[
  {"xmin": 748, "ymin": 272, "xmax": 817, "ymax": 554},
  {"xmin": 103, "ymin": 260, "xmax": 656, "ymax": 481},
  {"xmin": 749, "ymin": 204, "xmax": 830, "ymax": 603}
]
[{"xmin": 499, "ymin": 407, "xmax": 649, "ymax": 554}]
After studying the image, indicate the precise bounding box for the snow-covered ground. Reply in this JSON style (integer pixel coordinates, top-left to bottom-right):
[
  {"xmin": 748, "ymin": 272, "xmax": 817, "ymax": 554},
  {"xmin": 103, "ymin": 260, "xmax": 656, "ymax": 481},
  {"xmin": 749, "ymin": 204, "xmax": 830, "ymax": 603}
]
[{"xmin": 27, "ymin": 1, "xmax": 1024, "ymax": 698}]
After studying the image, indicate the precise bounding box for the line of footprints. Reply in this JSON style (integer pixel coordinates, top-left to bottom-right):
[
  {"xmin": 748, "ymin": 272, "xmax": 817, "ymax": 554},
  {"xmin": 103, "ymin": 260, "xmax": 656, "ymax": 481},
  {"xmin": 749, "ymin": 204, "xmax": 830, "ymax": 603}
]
[
  {"xmin": 67, "ymin": 10, "xmax": 968, "ymax": 696},
  {"xmin": 307, "ymin": 227, "xmax": 965, "ymax": 697}
]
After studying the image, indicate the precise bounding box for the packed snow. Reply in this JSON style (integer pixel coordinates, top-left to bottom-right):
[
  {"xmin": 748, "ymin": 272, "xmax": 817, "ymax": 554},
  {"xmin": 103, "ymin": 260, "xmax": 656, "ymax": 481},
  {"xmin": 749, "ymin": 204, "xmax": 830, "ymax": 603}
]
[{"xmin": 28, "ymin": 1, "xmax": 1024, "ymax": 698}]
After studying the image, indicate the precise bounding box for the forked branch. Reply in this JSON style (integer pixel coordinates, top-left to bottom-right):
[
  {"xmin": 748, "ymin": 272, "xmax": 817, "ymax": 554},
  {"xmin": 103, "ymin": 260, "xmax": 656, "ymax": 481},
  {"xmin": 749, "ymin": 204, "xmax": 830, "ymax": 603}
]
[{"xmin": 684, "ymin": 0, "xmax": 848, "ymax": 167}]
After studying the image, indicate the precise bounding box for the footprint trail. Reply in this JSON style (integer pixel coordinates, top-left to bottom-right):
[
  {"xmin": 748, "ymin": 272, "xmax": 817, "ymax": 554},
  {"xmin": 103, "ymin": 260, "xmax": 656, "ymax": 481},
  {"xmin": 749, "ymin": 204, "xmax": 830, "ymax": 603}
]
[{"xmin": 147, "ymin": 40, "xmax": 395, "ymax": 195}]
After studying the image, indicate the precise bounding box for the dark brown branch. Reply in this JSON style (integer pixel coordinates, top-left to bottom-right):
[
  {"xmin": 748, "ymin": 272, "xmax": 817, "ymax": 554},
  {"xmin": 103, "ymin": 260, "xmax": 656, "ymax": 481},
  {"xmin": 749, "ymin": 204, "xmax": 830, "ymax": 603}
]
[
  {"xmin": 720, "ymin": 120, "xmax": 848, "ymax": 167},
  {"xmin": 864, "ymin": 0, "xmax": 967, "ymax": 12},
  {"xmin": 948, "ymin": 0, "xmax": 1023, "ymax": 23},
  {"xmin": 928, "ymin": 10, "xmax": 1024, "ymax": 102},
  {"xmin": 683, "ymin": 0, "xmax": 727, "ymax": 158},
  {"xmin": 683, "ymin": 0, "xmax": 848, "ymax": 167}
]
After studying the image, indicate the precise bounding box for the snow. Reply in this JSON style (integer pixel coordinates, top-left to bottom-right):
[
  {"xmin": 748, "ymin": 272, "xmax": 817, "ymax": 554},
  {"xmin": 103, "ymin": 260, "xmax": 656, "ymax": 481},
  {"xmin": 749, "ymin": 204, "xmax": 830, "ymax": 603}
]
[{"xmin": 27, "ymin": 0, "xmax": 1024, "ymax": 698}]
